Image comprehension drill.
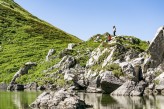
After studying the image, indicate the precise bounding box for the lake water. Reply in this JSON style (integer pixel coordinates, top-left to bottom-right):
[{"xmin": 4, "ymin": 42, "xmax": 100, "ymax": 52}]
[{"xmin": 0, "ymin": 90, "xmax": 164, "ymax": 109}]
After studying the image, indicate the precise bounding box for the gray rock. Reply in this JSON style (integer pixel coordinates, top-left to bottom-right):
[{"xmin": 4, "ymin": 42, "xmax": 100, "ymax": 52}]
[
  {"xmin": 130, "ymin": 80, "xmax": 147, "ymax": 96},
  {"xmin": 111, "ymin": 80, "xmax": 147, "ymax": 96},
  {"xmin": 132, "ymin": 57, "xmax": 144, "ymax": 66},
  {"xmin": 7, "ymin": 62, "xmax": 36, "ymax": 91},
  {"xmin": 111, "ymin": 81, "xmax": 136, "ymax": 96},
  {"xmin": 30, "ymin": 89, "xmax": 88, "ymax": 109},
  {"xmin": 155, "ymin": 73, "xmax": 164, "ymax": 92},
  {"xmin": 86, "ymin": 75, "xmax": 102, "ymax": 93},
  {"xmin": 148, "ymin": 83, "xmax": 155, "ymax": 90},
  {"xmin": 7, "ymin": 84, "xmax": 24, "ymax": 91},
  {"xmin": 46, "ymin": 49, "xmax": 55, "ymax": 61},
  {"xmin": 143, "ymin": 57, "xmax": 154, "ymax": 73},
  {"xmin": 100, "ymin": 71, "xmax": 124, "ymax": 93},
  {"xmin": 125, "ymin": 50, "xmax": 140, "ymax": 61},
  {"xmin": 67, "ymin": 43, "xmax": 76, "ymax": 50},
  {"xmin": 119, "ymin": 62, "xmax": 135, "ymax": 77},
  {"xmin": 64, "ymin": 69, "xmax": 76, "ymax": 81},
  {"xmin": 148, "ymin": 26, "xmax": 164, "ymax": 67},
  {"xmin": 86, "ymin": 87, "xmax": 102, "ymax": 93},
  {"xmin": 24, "ymin": 82, "xmax": 38, "ymax": 90},
  {"xmin": 54, "ymin": 56, "xmax": 76, "ymax": 70},
  {"xmin": 10, "ymin": 62, "xmax": 37, "ymax": 84},
  {"xmin": 75, "ymin": 79, "xmax": 87, "ymax": 90},
  {"xmin": 0, "ymin": 82, "xmax": 7, "ymax": 90}
]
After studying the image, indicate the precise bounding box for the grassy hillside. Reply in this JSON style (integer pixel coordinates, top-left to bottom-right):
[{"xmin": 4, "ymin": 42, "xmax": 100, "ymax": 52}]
[{"xmin": 0, "ymin": 0, "xmax": 81, "ymax": 83}]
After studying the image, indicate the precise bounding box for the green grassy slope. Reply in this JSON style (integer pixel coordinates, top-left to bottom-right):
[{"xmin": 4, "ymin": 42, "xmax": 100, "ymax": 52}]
[{"xmin": 0, "ymin": 0, "xmax": 81, "ymax": 82}]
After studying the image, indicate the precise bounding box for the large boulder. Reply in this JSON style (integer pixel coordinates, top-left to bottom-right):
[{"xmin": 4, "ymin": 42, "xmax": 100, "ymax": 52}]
[
  {"xmin": 111, "ymin": 81, "xmax": 136, "ymax": 96},
  {"xmin": 86, "ymin": 71, "xmax": 124, "ymax": 93},
  {"xmin": 111, "ymin": 80, "xmax": 147, "ymax": 96},
  {"xmin": 148, "ymin": 26, "xmax": 164, "ymax": 68},
  {"xmin": 86, "ymin": 70, "xmax": 102, "ymax": 93},
  {"xmin": 100, "ymin": 71, "xmax": 124, "ymax": 93},
  {"xmin": 30, "ymin": 89, "xmax": 89, "ymax": 109}
]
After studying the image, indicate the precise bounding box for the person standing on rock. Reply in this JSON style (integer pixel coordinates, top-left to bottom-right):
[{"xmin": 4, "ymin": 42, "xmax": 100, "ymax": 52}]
[{"xmin": 113, "ymin": 26, "xmax": 116, "ymax": 36}]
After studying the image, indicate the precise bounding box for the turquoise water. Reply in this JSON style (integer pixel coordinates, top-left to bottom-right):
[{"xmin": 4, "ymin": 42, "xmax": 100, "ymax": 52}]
[{"xmin": 0, "ymin": 91, "xmax": 164, "ymax": 109}]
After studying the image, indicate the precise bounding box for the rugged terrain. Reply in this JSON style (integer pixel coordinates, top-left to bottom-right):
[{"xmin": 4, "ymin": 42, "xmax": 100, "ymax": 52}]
[{"xmin": 1, "ymin": 0, "xmax": 164, "ymax": 98}]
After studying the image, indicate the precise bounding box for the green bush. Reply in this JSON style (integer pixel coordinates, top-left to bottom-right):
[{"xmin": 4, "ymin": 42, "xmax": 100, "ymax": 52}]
[
  {"xmin": 97, "ymin": 51, "xmax": 109, "ymax": 64},
  {"xmin": 105, "ymin": 63, "xmax": 123, "ymax": 77}
]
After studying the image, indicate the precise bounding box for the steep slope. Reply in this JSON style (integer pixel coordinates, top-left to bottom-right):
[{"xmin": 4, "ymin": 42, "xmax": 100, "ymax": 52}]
[{"xmin": 0, "ymin": 0, "xmax": 81, "ymax": 82}]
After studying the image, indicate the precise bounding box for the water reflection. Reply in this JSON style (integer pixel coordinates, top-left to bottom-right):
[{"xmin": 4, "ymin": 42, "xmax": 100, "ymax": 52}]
[
  {"xmin": 0, "ymin": 91, "xmax": 41, "ymax": 109},
  {"xmin": 78, "ymin": 92, "xmax": 164, "ymax": 109},
  {"xmin": 1, "ymin": 91, "xmax": 164, "ymax": 109}
]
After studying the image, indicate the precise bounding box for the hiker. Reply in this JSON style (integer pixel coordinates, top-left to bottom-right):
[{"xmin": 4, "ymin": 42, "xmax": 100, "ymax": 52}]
[
  {"xmin": 107, "ymin": 34, "xmax": 112, "ymax": 42},
  {"xmin": 113, "ymin": 26, "xmax": 116, "ymax": 36}
]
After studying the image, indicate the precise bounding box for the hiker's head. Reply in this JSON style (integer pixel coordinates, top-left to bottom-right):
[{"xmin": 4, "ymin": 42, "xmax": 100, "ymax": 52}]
[{"xmin": 113, "ymin": 26, "xmax": 115, "ymax": 28}]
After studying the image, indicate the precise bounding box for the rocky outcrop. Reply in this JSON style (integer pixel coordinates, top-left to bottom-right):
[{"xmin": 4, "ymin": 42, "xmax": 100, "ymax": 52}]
[
  {"xmin": 46, "ymin": 55, "xmax": 87, "ymax": 90},
  {"xmin": 100, "ymin": 71, "xmax": 124, "ymax": 93},
  {"xmin": 86, "ymin": 71, "xmax": 124, "ymax": 93},
  {"xmin": 46, "ymin": 49, "xmax": 55, "ymax": 61},
  {"xmin": 7, "ymin": 62, "xmax": 37, "ymax": 91},
  {"xmin": 54, "ymin": 55, "xmax": 76, "ymax": 70},
  {"xmin": 67, "ymin": 43, "xmax": 76, "ymax": 50},
  {"xmin": 111, "ymin": 80, "xmax": 147, "ymax": 96},
  {"xmin": 10, "ymin": 62, "xmax": 37, "ymax": 84},
  {"xmin": 148, "ymin": 26, "xmax": 164, "ymax": 68},
  {"xmin": 30, "ymin": 89, "xmax": 90, "ymax": 109}
]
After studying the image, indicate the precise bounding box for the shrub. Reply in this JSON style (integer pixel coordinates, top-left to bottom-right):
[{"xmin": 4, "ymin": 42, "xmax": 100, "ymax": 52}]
[
  {"xmin": 105, "ymin": 63, "xmax": 123, "ymax": 77},
  {"xmin": 97, "ymin": 51, "xmax": 110, "ymax": 64}
]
